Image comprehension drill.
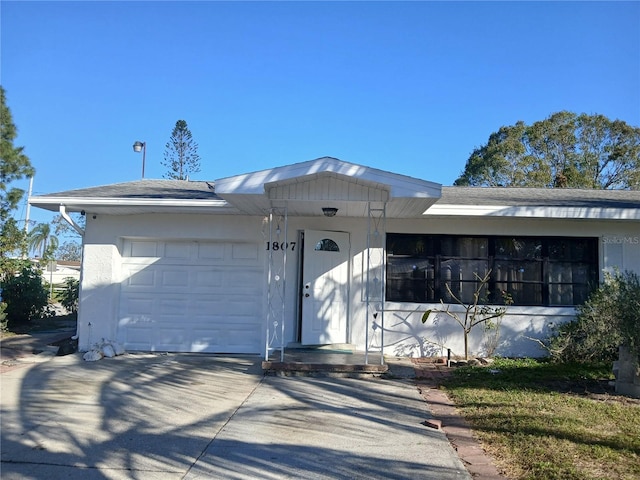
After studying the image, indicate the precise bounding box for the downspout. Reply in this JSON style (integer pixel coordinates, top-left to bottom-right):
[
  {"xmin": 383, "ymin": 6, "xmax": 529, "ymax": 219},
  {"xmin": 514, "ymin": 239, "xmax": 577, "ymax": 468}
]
[
  {"xmin": 59, "ymin": 204, "xmax": 84, "ymax": 345},
  {"xmin": 59, "ymin": 205, "xmax": 85, "ymax": 236}
]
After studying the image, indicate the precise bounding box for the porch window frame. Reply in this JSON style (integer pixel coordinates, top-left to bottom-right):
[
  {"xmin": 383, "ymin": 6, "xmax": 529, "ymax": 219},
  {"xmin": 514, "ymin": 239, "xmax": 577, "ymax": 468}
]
[{"xmin": 385, "ymin": 234, "xmax": 599, "ymax": 307}]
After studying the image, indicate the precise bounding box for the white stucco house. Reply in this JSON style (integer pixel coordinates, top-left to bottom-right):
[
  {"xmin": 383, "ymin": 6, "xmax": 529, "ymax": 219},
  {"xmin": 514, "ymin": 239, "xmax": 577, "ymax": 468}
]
[
  {"xmin": 40, "ymin": 260, "xmax": 81, "ymax": 286},
  {"xmin": 29, "ymin": 157, "xmax": 640, "ymax": 359}
]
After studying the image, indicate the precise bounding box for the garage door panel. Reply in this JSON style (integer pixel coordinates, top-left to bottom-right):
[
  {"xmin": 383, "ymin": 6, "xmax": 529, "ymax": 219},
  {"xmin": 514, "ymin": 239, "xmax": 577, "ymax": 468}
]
[
  {"xmin": 118, "ymin": 240, "xmax": 263, "ymax": 353},
  {"xmin": 155, "ymin": 327, "xmax": 188, "ymax": 350},
  {"xmin": 198, "ymin": 243, "xmax": 225, "ymax": 259},
  {"xmin": 126, "ymin": 269, "xmax": 155, "ymax": 287},
  {"xmin": 158, "ymin": 298, "xmax": 189, "ymax": 315},
  {"xmin": 226, "ymin": 269, "xmax": 263, "ymax": 288},
  {"xmin": 191, "ymin": 294, "xmax": 261, "ymax": 313},
  {"xmin": 128, "ymin": 241, "xmax": 159, "ymax": 257},
  {"xmin": 161, "ymin": 270, "xmax": 190, "ymax": 288},
  {"xmin": 232, "ymin": 243, "xmax": 259, "ymax": 260},
  {"xmin": 226, "ymin": 329, "xmax": 261, "ymax": 350},
  {"xmin": 191, "ymin": 298, "xmax": 230, "ymax": 315},
  {"xmin": 124, "ymin": 298, "xmax": 156, "ymax": 315},
  {"xmin": 193, "ymin": 270, "xmax": 223, "ymax": 288},
  {"xmin": 191, "ymin": 328, "xmax": 260, "ymax": 353},
  {"xmin": 164, "ymin": 242, "xmax": 192, "ymax": 259},
  {"xmin": 120, "ymin": 323, "xmax": 154, "ymax": 350}
]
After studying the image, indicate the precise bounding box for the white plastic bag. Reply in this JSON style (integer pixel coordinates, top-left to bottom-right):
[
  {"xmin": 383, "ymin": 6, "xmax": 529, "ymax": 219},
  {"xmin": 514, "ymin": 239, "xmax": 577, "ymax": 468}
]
[
  {"xmin": 83, "ymin": 350, "xmax": 103, "ymax": 362},
  {"xmin": 101, "ymin": 343, "xmax": 116, "ymax": 358},
  {"xmin": 111, "ymin": 341, "xmax": 125, "ymax": 356}
]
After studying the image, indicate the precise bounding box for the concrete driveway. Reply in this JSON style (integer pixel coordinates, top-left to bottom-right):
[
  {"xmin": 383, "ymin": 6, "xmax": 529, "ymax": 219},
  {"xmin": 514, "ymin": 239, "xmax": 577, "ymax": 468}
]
[{"xmin": 1, "ymin": 352, "xmax": 471, "ymax": 479}]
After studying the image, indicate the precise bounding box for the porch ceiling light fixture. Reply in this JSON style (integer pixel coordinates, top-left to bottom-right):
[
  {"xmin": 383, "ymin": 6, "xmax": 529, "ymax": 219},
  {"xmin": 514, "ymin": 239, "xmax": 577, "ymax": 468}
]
[{"xmin": 322, "ymin": 207, "xmax": 338, "ymax": 217}]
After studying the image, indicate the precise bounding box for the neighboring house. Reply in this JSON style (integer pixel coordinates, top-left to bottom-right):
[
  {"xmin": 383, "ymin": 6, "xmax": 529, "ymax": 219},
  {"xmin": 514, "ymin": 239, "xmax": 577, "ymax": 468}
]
[
  {"xmin": 41, "ymin": 260, "xmax": 81, "ymax": 286},
  {"xmin": 29, "ymin": 157, "xmax": 640, "ymax": 358}
]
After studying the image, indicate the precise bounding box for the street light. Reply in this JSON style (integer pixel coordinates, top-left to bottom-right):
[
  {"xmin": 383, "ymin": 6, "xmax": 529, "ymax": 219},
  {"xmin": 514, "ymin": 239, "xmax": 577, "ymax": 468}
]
[{"xmin": 133, "ymin": 141, "xmax": 146, "ymax": 178}]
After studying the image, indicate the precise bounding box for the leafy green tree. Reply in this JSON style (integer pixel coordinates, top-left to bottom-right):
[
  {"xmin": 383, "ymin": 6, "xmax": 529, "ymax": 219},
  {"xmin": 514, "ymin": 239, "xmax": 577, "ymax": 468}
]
[
  {"xmin": 57, "ymin": 241, "xmax": 82, "ymax": 261},
  {"xmin": 51, "ymin": 213, "xmax": 83, "ymax": 261},
  {"xmin": 52, "ymin": 213, "xmax": 85, "ymax": 237},
  {"xmin": 28, "ymin": 222, "xmax": 58, "ymax": 259},
  {"xmin": 0, "ymin": 219, "xmax": 28, "ymax": 281},
  {"xmin": 1, "ymin": 264, "xmax": 49, "ymax": 327},
  {"xmin": 455, "ymin": 111, "xmax": 640, "ymax": 189},
  {"xmin": 0, "ymin": 86, "xmax": 34, "ymax": 280},
  {"xmin": 60, "ymin": 277, "xmax": 79, "ymax": 314},
  {"xmin": 162, "ymin": 119, "xmax": 201, "ymax": 180}
]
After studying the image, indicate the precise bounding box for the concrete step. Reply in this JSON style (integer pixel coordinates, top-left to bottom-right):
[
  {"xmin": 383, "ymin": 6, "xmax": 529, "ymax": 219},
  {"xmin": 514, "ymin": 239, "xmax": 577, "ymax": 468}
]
[
  {"xmin": 262, "ymin": 360, "xmax": 388, "ymax": 377},
  {"xmin": 284, "ymin": 343, "xmax": 357, "ymax": 352}
]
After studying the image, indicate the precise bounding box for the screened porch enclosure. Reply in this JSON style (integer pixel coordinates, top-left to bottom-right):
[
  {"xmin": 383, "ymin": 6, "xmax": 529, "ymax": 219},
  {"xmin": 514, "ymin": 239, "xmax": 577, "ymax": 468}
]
[{"xmin": 386, "ymin": 234, "xmax": 598, "ymax": 307}]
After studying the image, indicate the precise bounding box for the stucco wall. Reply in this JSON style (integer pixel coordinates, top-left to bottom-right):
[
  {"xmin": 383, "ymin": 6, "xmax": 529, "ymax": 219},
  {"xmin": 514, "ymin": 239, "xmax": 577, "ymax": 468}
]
[{"xmin": 78, "ymin": 211, "xmax": 639, "ymax": 357}]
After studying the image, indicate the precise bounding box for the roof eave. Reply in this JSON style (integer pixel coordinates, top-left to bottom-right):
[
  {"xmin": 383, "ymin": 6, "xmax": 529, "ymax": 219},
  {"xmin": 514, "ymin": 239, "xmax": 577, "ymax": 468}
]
[
  {"xmin": 423, "ymin": 204, "xmax": 640, "ymax": 220},
  {"xmin": 29, "ymin": 196, "xmax": 235, "ymax": 215}
]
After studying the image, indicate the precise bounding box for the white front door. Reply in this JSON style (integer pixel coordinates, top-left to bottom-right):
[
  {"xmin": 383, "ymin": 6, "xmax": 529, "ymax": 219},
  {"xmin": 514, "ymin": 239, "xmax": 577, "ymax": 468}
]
[{"xmin": 301, "ymin": 230, "xmax": 350, "ymax": 345}]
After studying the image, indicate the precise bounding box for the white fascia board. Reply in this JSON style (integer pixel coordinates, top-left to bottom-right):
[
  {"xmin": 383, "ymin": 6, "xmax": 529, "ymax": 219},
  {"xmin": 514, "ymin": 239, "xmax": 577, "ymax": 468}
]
[
  {"xmin": 424, "ymin": 204, "xmax": 640, "ymax": 220},
  {"xmin": 29, "ymin": 196, "xmax": 230, "ymax": 210},
  {"xmin": 215, "ymin": 159, "xmax": 370, "ymax": 195},
  {"xmin": 216, "ymin": 158, "xmax": 442, "ymax": 199}
]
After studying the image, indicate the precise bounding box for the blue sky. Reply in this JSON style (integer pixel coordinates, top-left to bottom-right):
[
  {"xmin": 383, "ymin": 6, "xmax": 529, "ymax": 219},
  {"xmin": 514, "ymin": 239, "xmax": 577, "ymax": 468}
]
[{"xmin": 2, "ymin": 1, "xmax": 639, "ymax": 226}]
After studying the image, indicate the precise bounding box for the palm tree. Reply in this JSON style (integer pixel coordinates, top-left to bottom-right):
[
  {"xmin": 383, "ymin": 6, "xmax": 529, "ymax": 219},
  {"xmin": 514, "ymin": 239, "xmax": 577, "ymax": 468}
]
[{"xmin": 28, "ymin": 223, "xmax": 58, "ymax": 259}]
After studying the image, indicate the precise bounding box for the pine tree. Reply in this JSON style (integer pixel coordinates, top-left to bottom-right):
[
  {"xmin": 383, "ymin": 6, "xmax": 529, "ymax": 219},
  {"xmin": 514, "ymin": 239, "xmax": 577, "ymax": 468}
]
[
  {"xmin": 0, "ymin": 86, "xmax": 34, "ymax": 279},
  {"xmin": 162, "ymin": 120, "xmax": 201, "ymax": 180}
]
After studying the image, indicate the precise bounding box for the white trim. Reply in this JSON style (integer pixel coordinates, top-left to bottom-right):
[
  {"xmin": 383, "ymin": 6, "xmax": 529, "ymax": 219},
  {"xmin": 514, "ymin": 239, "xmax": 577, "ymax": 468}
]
[
  {"xmin": 30, "ymin": 196, "xmax": 229, "ymax": 208},
  {"xmin": 423, "ymin": 204, "xmax": 640, "ymax": 220},
  {"xmin": 215, "ymin": 157, "xmax": 442, "ymax": 199}
]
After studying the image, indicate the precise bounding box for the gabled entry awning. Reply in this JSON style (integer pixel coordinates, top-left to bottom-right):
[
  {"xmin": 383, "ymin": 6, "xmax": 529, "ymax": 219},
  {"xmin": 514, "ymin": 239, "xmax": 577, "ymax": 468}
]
[{"xmin": 214, "ymin": 157, "xmax": 442, "ymax": 217}]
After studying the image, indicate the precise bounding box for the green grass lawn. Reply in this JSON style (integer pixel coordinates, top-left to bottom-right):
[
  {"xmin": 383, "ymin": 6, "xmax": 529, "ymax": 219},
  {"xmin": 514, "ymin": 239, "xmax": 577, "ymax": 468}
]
[{"xmin": 443, "ymin": 358, "xmax": 640, "ymax": 480}]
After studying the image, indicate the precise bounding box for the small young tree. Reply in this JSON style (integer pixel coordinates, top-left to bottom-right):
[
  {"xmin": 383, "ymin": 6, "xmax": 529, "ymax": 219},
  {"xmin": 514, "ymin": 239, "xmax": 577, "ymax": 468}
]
[
  {"xmin": 162, "ymin": 120, "xmax": 201, "ymax": 180},
  {"xmin": 422, "ymin": 270, "xmax": 513, "ymax": 359}
]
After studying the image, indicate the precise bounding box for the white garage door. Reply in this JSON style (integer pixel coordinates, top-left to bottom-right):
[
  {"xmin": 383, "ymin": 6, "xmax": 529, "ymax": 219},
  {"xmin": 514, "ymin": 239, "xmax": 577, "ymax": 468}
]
[{"xmin": 117, "ymin": 239, "xmax": 263, "ymax": 353}]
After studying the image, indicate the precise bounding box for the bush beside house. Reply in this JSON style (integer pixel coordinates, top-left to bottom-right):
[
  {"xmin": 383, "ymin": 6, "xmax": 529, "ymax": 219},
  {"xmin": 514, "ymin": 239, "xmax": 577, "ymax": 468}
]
[
  {"xmin": 1, "ymin": 264, "xmax": 50, "ymax": 328},
  {"xmin": 548, "ymin": 270, "xmax": 640, "ymax": 397}
]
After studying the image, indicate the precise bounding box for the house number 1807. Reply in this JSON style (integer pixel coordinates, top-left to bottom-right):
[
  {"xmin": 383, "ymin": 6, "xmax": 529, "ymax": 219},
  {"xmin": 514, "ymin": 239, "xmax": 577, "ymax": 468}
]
[{"xmin": 266, "ymin": 242, "xmax": 296, "ymax": 251}]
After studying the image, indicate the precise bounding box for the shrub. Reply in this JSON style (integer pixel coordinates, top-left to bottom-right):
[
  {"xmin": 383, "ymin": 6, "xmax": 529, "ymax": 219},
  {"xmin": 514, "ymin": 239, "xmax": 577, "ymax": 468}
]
[
  {"xmin": 0, "ymin": 302, "xmax": 7, "ymax": 333},
  {"xmin": 60, "ymin": 277, "xmax": 79, "ymax": 314},
  {"xmin": 1, "ymin": 264, "xmax": 49, "ymax": 327},
  {"xmin": 549, "ymin": 270, "xmax": 640, "ymax": 363}
]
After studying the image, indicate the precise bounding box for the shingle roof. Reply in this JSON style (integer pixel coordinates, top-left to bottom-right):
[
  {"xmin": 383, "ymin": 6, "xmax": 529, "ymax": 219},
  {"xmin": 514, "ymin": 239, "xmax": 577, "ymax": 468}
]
[
  {"xmin": 440, "ymin": 186, "xmax": 640, "ymax": 209},
  {"xmin": 40, "ymin": 180, "xmax": 640, "ymax": 208},
  {"xmin": 30, "ymin": 178, "xmax": 640, "ymax": 219},
  {"xmin": 36, "ymin": 180, "xmax": 221, "ymax": 201}
]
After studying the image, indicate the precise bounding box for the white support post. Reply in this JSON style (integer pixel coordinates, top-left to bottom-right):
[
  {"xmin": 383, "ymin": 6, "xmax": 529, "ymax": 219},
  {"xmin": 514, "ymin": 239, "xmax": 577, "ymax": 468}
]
[
  {"xmin": 265, "ymin": 206, "xmax": 288, "ymax": 362},
  {"xmin": 366, "ymin": 202, "xmax": 386, "ymax": 365}
]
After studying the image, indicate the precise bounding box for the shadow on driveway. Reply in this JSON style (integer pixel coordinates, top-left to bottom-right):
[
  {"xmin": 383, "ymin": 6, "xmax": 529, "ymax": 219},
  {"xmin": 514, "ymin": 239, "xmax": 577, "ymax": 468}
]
[{"xmin": 1, "ymin": 353, "xmax": 470, "ymax": 479}]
